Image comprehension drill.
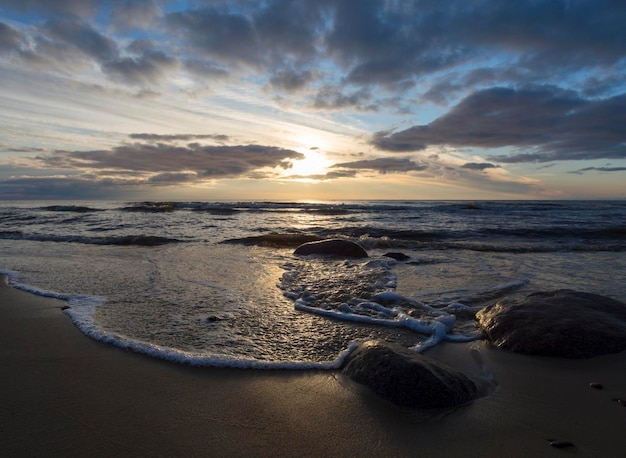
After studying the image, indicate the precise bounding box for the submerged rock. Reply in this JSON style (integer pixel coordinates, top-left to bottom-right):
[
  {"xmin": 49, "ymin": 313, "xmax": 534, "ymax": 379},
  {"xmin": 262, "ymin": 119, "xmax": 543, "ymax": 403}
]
[
  {"xmin": 383, "ymin": 252, "xmax": 411, "ymax": 261},
  {"xmin": 341, "ymin": 340, "xmax": 477, "ymax": 408},
  {"xmin": 294, "ymin": 239, "xmax": 368, "ymax": 258},
  {"xmin": 476, "ymin": 290, "xmax": 626, "ymax": 358}
]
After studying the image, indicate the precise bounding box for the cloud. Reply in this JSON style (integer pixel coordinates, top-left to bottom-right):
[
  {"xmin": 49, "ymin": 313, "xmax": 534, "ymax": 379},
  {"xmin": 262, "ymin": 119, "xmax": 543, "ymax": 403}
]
[
  {"xmin": 165, "ymin": 1, "xmax": 321, "ymax": 70},
  {"xmin": 333, "ymin": 157, "xmax": 428, "ymax": 174},
  {"xmin": 128, "ymin": 133, "xmax": 230, "ymax": 143},
  {"xmin": 461, "ymin": 162, "xmax": 500, "ymax": 171},
  {"xmin": 0, "ymin": 21, "xmax": 25, "ymax": 54},
  {"xmin": 0, "ymin": 0, "xmax": 98, "ymax": 18},
  {"xmin": 103, "ymin": 49, "xmax": 178, "ymax": 86},
  {"xmin": 40, "ymin": 18, "xmax": 118, "ymax": 63},
  {"xmin": 569, "ymin": 166, "xmax": 626, "ymax": 175},
  {"xmin": 147, "ymin": 171, "xmax": 198, "ymax": 183},
  {"xmin": 165, "ymin": 8, "xmax": 262, "ymax": 69},
  {"xmin": 109, "ymin": 0, "xmax": 161, "ymax": 32},
  {"xmin": 183, "ymin": 58, "xmax": 229, "ymax": 78},
  {"xmin": 269, "ymin": 68, "xmax": 314, "ymax": 92},
  {"xmin": 373, "ymin": 86, "xmax": 626, "ymax": 163},
  {"xmin": 37, "ymin": 138, "xmax": 304, "ymax": 179},
  {"xmin": 312, "ymin": 85, "xmax": 376, "ymax": 111}
]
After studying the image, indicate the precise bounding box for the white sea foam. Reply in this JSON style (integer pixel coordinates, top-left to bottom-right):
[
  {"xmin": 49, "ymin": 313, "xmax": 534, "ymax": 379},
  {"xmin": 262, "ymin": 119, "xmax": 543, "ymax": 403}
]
[{"xmin": 0, "ymin": 267, "xmax": 105, "ymax": 308}]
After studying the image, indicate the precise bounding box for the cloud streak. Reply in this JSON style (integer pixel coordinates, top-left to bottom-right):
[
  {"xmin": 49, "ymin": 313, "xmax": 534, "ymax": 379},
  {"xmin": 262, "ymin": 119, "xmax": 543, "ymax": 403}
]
[
  {"xmin": 569, "ymin": 166, "xmax": 626, "ymax": 174},
  {"xmin": 333, "ymin": 157, "xmax": 428, "ymax": 174}
]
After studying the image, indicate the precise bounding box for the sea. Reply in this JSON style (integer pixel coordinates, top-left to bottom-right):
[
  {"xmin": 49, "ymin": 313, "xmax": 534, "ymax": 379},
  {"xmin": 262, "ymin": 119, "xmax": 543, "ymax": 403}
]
[{"xmin": 1, "ymin": 200, "xmax": 625, "ymax": 369}]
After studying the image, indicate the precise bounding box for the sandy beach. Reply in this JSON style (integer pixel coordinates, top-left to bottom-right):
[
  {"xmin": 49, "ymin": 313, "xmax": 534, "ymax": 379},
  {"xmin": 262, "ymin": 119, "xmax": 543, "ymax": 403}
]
[{"xmin": 1, "ymin": 274, "xmax": 625, "ymax": 457}]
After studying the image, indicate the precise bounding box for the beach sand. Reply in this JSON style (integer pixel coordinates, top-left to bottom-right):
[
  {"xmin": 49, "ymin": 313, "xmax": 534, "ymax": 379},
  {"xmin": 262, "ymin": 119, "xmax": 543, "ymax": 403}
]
[{"xmin": 1, "ymin": 274, "xmax": 625, "ymax": 457}]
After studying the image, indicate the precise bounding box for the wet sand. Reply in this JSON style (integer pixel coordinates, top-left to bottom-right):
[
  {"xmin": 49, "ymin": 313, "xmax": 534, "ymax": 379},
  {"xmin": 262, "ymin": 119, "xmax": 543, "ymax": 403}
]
[{"xmin": 1, "ymin": 274, "xmax": 625, "ymax": 457}]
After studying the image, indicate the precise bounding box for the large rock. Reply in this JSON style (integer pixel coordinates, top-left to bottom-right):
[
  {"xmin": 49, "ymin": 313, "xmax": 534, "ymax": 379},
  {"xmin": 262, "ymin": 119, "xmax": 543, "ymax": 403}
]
[
  {"xmin": 294, "ymin": 239, "xmax": 368, "ymax": 258},
  {"xmin": 476, "ymin": 290, "xmax": 626, "ymax": 358},
  {"xmin": 341, "ymin": 340, "xmax": 477, "ymax": 408}
]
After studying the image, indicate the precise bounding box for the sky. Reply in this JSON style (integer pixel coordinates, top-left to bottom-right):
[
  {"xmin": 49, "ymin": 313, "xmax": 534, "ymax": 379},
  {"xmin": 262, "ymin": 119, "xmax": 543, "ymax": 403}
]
[{"xmin": 0, "ymin": 0, "xmax": 625, "ymax": 201}]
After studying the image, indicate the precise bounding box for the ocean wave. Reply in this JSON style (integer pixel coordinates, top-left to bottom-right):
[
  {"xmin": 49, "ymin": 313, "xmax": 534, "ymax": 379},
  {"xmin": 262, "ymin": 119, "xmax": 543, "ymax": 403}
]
[
  {"xmin": 0, "ymin": 232, "xmax": 180, "ymax": 246},
  {"xmin": 222, "ymin": 233, "xmax": 322, "ymax": 247},
  {"xmin": 119, "ymin": 203, "xmax": 176, "ymax": 212},
  {"xmin": 219, "ymin": 228, "xmax": 626, "ymax": 252},
  {"xmin": 41, "ymin": 205, "xmax": 103, "ymax": 213}
]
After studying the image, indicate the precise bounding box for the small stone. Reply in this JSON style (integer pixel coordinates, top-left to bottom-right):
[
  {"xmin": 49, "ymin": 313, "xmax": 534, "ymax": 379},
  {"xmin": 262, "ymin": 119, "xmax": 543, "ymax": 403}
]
[
  {"xmin": 383, "ymin": 252, "xmax": 411, "ymax": 261},
  {"xmin": 206, "ymin": 315, "xmax": 221, "ymax": 323},
  {"xmin": 615, "ymin": 398, "xmax": 626, "ymax": 407},
  {"xmin": 60, "ymin": 305, "xmax": 70, "ymax": 311},
  {"xmin": 549, "ymin": 440, "xmax": 575, "ymax": 449},
  {"xmin": 589, "ymin": 382, "xmax": 604, "ymax": 390}
]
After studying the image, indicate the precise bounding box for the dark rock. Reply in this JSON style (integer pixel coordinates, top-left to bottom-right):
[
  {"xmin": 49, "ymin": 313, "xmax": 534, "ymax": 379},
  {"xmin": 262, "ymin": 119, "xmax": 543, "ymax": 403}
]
[
  {"xmin": 476, "ymin": 290, "xmax": 626, "ymax": 358},
  {"xmin": 383, "ymin": 252, "xmax": 411, "ymax": 261},
  {"xmin": 549, "ymin": 440, "xmax": 575, "ymax": 449},
  {"xmin": 294, "ymin": 239, "xmax": 368, "ymax": 258},
  {"xmin": 341, "ymin": 340, "xmax": 477, "ymax": 408},
  {"xmin": 589, "ymin": 382, "xmax": 604, "ymax": 390}
]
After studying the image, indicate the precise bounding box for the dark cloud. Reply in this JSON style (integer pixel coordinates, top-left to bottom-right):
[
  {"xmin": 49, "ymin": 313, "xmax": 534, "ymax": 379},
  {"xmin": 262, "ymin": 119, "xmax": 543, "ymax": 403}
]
[
  {"xmin": 333, "ymin": 157, "xmax": 427, "ymax": 174},
  {"xmin": 165, "ymin": 8, "xmax": 261, "ymax": 68},
  {"xmin": 326, "ymin": 1, "xmax": 467, "ymax": 89},
  {"xmin": 373, "ymin": 86, "xmax": 626, "ymax": 163},
  {"xmin": 109, "ymin": 0, "xmax": 160, "ymax": 32},
  {"xmin": 166, "ymin": 1, "xmax": 322, "ymax": 70},
  {"xmin": 103, "ymin": 49, "xmax": 178, "ymax": 86},
  {"xmin": 38, "ymin": 141, "xmax": 304, "ymax": 178},
  {"xmin": 569, "ymin": 166, "xmax": 626, "ymax": 174},
  {"xmin": 461, "ymin": 162, "xmax": 500, "ymax": 171},
  {"xmin": 41, "ymin": 19, "xmax": 118, "ymax": 63},
  {"xmin": 0, "ymin": 0, "xmax": 98, "ymax": 18},
  {"xmin": 253, "ymin": 0, "xmax": 323, "ymax": 65},
  {"xmin": 312, "ymin": 85, "xmax": 376, "ymax": 111},
  {"xmin": 269, "ymin": 68, "xmax": 314, "ymax": 92},
  {"xmin": 0, "ymin": 145, "xmax": 46, "ymax": 153},
  {"xmin": 147, "ymin": 171, "xmax": 198, "ymax": 183},
  {"xmin": 0, "ymin": 21, "xmax": 25, "ymax": 54}
]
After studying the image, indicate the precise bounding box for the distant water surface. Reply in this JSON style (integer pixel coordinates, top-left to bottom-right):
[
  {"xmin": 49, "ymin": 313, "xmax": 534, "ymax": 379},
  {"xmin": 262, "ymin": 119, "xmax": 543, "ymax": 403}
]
[{"xmin": 1, "ymin": 200, "xmax": 625, "ymax": 368}]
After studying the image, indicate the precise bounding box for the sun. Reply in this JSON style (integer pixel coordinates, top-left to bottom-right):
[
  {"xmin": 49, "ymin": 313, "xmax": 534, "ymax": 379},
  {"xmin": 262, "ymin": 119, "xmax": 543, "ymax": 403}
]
[{"xmin": 287, "ymin": 149, "xmax": 334, "ymax": 178}]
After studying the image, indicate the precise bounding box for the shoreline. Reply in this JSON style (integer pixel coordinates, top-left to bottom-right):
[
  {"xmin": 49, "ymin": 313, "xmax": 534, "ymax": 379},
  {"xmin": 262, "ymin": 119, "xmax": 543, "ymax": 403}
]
[{"xmin": 1, "ymin": 274, "xmax": 625, "ymax": 457}]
